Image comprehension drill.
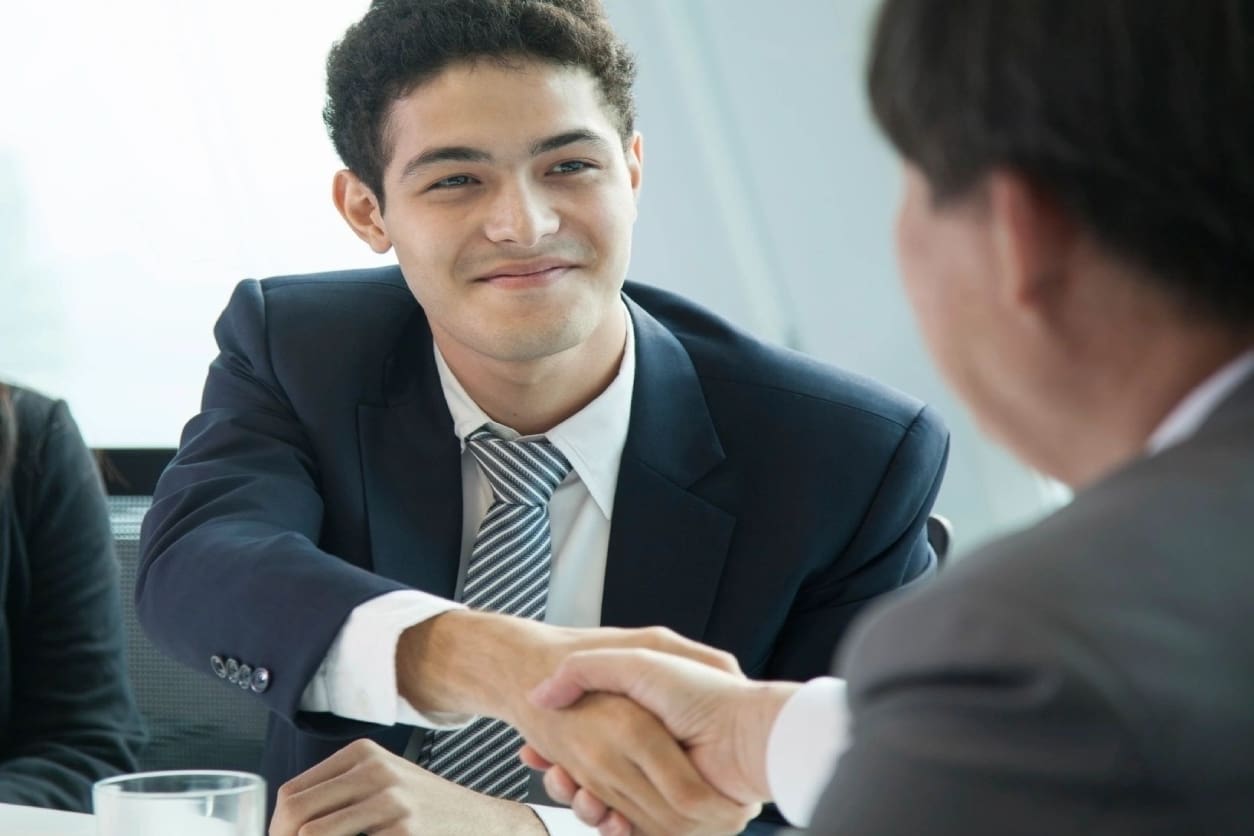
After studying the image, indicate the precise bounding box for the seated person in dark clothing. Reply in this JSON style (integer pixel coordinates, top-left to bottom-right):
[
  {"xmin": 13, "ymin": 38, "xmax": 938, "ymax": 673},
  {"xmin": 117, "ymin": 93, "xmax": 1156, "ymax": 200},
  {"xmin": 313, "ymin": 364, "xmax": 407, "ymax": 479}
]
[{"xmin": 0, "ymin": 382, "xmax": 144, "ymax": 810}]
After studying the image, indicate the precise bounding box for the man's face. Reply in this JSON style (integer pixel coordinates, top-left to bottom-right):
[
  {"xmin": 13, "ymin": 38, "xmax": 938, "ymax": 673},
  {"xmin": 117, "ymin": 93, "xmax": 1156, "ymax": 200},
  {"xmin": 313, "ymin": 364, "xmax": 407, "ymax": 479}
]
[
  {"xmin": 895, "ymin": 165, "xmax": 1022, "ymax": 447},
  {"xmin": 370, "ymin": 59, "xmax": 641, "ymax": 371}
]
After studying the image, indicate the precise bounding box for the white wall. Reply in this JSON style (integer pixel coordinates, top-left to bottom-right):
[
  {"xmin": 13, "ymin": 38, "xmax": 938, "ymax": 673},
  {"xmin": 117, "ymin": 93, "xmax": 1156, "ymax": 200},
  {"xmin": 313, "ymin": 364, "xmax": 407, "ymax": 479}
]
[{"xmin": 0, "ymin": 0, "xmax": 1063, "ymax": 549}]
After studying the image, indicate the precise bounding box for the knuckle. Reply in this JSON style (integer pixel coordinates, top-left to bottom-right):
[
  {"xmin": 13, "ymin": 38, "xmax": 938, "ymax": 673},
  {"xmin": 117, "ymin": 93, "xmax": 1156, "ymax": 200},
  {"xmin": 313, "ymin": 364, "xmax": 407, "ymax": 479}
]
[
  {"xmin": 362, "ymin": 756, "xmax": 391, "ymax": 781},
  {"xmin": 348, "ymin": 737, "xmax": 380, "ymax": 756},
  {"xmin": 713, "ymin": 649, "xmax": 740, "ymax": 673},
  {"xmin": 672, "ymin": 781, "xmax": 711, "ymax": 819},
  {"xmin": 379, "ymin": 785, "xmax": 408, "ymax": 814},
  {"xmin": 644, "ymin": 625, "xmax": 677, "ymax": 645}
]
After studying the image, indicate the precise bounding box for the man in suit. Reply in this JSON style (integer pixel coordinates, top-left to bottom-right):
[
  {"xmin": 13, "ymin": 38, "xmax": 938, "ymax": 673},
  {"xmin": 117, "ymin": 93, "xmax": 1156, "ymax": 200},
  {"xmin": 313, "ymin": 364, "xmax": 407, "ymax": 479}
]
[
  {"xmin": 135, "ymin": 1, "xmax": 947, "ymax": 834},
  {"xmin": 520, "ymin": 1, "xmax": 1254, "ymax": 834}
]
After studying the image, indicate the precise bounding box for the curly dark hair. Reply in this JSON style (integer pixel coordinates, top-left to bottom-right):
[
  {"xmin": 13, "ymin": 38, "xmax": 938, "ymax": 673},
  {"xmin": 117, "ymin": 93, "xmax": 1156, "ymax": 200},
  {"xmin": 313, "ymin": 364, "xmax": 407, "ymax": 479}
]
[
  {"xmin": 324, "ymin": 0, "xmax": 637, "ymax": 207},
  {"xmin": 868, "ymin": 0, "xmax": 1254, "ymax": 327}
]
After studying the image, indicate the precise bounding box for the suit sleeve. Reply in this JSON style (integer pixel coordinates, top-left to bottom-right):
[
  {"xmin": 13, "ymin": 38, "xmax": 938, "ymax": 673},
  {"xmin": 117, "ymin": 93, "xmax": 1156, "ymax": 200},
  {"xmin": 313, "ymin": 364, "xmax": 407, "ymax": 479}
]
[
  {"xmin": 136, "ymin": 279, "xmax": 410, "ymax": 731},
  {"xmin": 806, "ymin": 582, "xmax": 1137, "ymax": 835},
  {"xmin": 762, "ymin": 403, "xmax": 949, "ymax": 681},
  {"xmin": 0, "ymin": 401, "xmax": 144, "ymax": 811}
]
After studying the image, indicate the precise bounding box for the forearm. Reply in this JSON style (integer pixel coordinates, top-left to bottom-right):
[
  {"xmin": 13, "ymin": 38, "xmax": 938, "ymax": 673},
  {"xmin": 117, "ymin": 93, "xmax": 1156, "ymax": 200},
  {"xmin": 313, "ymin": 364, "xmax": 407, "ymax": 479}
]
[
  {"xmin": 0, "ymin": 740, "xmax": 136, "ymax": 812},
  {"xmin": 396, "ymin": 610, "xmax": 555, "ymax": 722}
]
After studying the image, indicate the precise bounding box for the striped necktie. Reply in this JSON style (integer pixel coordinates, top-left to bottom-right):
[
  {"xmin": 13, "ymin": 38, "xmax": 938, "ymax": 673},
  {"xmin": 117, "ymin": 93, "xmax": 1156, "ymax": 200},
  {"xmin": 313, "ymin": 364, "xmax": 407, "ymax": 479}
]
[{"xmin": 419, "ymin": 426, "xmax": 572, "ymax": 799}]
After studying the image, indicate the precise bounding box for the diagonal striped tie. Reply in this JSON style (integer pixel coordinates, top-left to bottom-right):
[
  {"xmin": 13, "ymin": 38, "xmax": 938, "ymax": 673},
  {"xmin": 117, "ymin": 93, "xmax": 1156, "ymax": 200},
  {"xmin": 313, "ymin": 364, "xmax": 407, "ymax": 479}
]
[{"xmin": 420, "ymin": 426, "xmax": 572, "ymax": 800}]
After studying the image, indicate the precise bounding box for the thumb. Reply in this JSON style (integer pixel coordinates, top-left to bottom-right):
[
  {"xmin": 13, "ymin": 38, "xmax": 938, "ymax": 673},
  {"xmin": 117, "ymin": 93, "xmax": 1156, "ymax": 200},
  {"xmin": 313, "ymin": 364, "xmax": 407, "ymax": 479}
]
[{"xmin": 529, "ymin": 648, "xmax": 646, "ymax": 710}]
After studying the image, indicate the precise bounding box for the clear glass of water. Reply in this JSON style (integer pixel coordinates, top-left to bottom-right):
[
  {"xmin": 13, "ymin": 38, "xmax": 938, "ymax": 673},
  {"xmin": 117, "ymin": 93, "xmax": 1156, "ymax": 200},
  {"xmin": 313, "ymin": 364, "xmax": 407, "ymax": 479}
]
[{"xmin": 93, "ymin": 770, "xmax": 265, "ymax": 836}]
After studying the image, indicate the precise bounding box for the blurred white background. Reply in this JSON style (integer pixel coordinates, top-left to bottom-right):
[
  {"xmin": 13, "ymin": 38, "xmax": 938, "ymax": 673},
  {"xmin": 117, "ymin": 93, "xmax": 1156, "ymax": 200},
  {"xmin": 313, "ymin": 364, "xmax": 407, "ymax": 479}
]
[{"xmin": 0, "ymin": 0, "xmax": 1065, "ymax": 549}]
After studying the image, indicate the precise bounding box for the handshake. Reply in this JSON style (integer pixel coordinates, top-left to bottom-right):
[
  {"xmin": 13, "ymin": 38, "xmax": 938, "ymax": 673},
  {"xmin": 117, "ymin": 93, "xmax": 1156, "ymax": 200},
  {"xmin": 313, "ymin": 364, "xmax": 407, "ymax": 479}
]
[
  {"xmin": 516, "ymin": 641, "xmax": 797, "ymax": 832},
  {"xmin": 517, "ymin": 635, "xmax": 800, "ymax": 836},
  {"xmin": 269, "ymin": 610, "xmax": 806, "ymax": 836}
]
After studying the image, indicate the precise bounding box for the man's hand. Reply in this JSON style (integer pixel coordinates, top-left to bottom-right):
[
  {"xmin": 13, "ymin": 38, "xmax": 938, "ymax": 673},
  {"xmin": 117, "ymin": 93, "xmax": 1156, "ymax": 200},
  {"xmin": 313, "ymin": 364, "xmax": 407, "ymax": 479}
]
[
  {"xmin": 268, "ymin": 739, "xmax": 544, "ymax": 836},
  {"xmin": 394, "ymin": 611, "xmax": 744, "ymax": 721},
  {"xmin": 395, "ymin": 612, "xmax": 758, "ymax": 834},
  {"xmin": 518, "ymin": 649, "xmax": 801, "ymax": 834}
]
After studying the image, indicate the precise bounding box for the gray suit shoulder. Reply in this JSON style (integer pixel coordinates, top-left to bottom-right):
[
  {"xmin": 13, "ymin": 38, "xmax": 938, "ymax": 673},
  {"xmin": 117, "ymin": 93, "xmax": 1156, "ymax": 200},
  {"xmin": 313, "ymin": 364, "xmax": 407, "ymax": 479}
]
[{"xmin": 838, "ymin": 426, "xmax": 1254, "ymax": 829}]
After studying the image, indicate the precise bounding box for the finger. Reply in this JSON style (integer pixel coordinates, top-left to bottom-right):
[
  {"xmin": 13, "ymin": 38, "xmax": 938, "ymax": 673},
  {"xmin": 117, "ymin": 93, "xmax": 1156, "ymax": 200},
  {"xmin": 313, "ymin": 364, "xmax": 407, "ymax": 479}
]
[
  {"xmin": 599, "ymin": 810, "xmax": 633, "ymax": 836},
  {"xmin": 618, "ymin": 708, "xmax": 756, "ymax": 831},
  {"xmin": 290, "ymin": 792, "xmax": 401, "ymax": 836},
  {"xmin": 641, "ymin": 628, "xmax": 742, "ymax": 676},
  {"xmin": 271, "ymin": 742, "xmax": 383, "ymax": 834},
  {"xmin": 568, "ymin": 698, "xmax": 739, "ymax": 835},
  {"xmin": 529, "ymin": 649, "xmax": 650, "ymax": 709},
  {"xmin": 518, "ymin": 743, "xmax": 553, "ymax": 770},
  {"xmin": 570, "ymin": 787, "xmax": 610, "ymax": 827},
  {"xmin": 543, "ymin": 764, "xmax": 578, "ymax": 805},
  {"xmin": 550, "ymin": 704, "xmax": 686, "ymax": 834},
  {"xmin": 276, "ymin": 738, "xmax": 378, "ymax": 798}
]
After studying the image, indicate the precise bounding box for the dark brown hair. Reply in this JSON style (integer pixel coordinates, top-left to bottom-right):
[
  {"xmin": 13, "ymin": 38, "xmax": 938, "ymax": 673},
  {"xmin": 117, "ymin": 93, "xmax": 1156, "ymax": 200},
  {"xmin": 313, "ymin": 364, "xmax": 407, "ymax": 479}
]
[
  {"xmin": 324, "ymin": 0, "xmax": 638, "ymax": 207},
  {"xmin": 867, "ymin": 0, "xmax": 1254, "ymax": 326}
]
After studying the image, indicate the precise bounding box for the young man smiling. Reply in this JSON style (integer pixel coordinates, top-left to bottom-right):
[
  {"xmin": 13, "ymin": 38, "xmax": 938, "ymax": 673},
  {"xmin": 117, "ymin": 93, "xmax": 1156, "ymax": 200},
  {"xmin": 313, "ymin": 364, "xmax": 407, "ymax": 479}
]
[{"xmin": 136, "ymin": 1, "xmax": 948, "ymax": 834}]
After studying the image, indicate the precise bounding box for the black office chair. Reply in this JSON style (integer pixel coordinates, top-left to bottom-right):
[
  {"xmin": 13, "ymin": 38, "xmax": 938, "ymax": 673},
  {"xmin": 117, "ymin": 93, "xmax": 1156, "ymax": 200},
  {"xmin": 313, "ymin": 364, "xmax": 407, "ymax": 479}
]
[
  {"xmin": 98, "ymin": 448, "xmax": 269, "ymax": 772},
  {"xmin": 926, "ymin": 513, "xmax": 954, "ymax": 566}
]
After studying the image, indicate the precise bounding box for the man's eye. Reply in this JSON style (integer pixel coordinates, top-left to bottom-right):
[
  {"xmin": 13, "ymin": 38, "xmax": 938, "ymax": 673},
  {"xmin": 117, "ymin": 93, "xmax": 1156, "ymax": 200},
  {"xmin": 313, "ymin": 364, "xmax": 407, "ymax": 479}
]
[
  {"xmin": 430, "ymin": 175, "xmax": 474, "ymax": 190},
  {"xmin": 551, "ymin": 160, "xmax": 591, "ymax": 174}
]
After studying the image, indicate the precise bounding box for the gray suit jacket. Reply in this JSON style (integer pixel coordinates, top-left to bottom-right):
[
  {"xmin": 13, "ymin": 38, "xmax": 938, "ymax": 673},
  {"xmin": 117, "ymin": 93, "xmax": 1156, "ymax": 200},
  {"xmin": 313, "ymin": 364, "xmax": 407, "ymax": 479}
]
[{"xmin": 808, "ymin": 373, "xmax": 1254, "ymax": 834}]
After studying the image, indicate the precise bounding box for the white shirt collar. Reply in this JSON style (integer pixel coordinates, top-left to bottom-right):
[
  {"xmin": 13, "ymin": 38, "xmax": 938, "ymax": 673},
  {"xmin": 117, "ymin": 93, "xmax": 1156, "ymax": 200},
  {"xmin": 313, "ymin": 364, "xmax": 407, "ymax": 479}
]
[
  {"xmin": 1146, "ymin": 348, "xmax": 1254, "ymax": 454},
  {"xmin": 432, "ymin": 300, "xmax": 636, "ymax": 518}
]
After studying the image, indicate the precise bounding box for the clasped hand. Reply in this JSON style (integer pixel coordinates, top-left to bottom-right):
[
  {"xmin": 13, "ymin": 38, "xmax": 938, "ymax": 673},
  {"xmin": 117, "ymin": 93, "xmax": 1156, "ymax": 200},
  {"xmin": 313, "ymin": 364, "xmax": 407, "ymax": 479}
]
[
  {"xmin": 273, "ymin": 618, "xmax": 761, "ymax": 835},
  {"xmin": 520, "ymin": 649, "xmax": 797, "ymax": 836}
]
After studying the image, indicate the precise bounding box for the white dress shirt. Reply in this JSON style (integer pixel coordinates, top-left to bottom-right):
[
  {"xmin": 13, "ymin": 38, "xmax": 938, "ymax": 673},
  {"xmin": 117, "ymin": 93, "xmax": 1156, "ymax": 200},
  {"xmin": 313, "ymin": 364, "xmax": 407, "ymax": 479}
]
[
  {"xmin": 299, "ymin": 301, "xmax": 634, "ymax": 834},
  {"xmin": 764, "ymin": 347, "xmax": 1254, "ymax": 827}
]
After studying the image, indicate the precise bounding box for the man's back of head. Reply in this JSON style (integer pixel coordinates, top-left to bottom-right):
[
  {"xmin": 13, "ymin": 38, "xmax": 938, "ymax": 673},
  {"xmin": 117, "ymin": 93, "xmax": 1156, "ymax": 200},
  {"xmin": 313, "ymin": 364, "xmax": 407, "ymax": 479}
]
[
  {"xmin": 868, "ymin": 0, "xmax": 1254, "ymax": 328},
  {"xmin": 866, "ymin": 0, "xmax": 1254, "ymax": 487}
]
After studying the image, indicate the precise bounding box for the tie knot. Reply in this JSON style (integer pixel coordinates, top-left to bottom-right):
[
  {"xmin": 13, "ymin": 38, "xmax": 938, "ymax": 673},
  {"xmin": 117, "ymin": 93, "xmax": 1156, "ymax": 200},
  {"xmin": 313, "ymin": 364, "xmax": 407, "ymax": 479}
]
[{"xmin": 466, "ymin": 428, "xmax": 572, "ymax": 506}]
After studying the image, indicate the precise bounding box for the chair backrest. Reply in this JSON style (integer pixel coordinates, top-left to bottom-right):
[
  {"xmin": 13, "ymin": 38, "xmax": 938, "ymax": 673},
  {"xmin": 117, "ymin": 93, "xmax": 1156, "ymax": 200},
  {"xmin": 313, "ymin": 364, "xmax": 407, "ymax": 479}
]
[
  {"xmin": 926, "ymin": 513, "xmax": 954, "ymax": 566},
  {"xmin": 98, "ymin": 449, "xmax": 269, "ymax": 772}
]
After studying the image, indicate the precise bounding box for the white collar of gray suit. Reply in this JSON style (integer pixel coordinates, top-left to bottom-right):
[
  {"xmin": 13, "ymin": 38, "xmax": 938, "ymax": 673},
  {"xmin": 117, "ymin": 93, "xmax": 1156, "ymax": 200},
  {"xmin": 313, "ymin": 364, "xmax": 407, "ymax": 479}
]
[{"xmin": 1147, "ymin": 347, "xmax": 1254, "ymax": 455}]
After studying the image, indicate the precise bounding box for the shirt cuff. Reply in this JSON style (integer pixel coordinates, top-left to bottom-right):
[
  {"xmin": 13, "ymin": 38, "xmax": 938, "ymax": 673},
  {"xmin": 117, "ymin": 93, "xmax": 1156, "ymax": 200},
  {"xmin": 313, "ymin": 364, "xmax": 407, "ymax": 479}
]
[
  {"xmin": 528, "ymin": 804, "xmax": 598, "ymax": 835},
  {"xmin": 298, "ymin": 589, "xmax": 474, "ymax": 728},
  {"xmin": 765, "ymin": 676, "xmax": 848, "ymax": 827}
]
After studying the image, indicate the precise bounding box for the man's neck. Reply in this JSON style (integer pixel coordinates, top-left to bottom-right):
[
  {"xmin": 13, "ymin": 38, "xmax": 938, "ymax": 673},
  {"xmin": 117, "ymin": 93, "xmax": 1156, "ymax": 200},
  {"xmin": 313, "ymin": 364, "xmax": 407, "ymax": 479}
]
[
  {"xmin": 434, "ymin": 307, "xmax": 628, "ymax": 436},
  {"xmin": 1047, "ymin": 326, "xmax": 1254, "ymax": 488}
]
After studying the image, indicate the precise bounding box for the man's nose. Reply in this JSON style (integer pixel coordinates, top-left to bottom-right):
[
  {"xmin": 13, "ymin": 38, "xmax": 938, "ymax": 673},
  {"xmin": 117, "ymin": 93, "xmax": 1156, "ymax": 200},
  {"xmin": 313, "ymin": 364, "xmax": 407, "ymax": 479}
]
[{"xmin": 482, "ymin": 181, "xmax": 560, "ymax": 247}]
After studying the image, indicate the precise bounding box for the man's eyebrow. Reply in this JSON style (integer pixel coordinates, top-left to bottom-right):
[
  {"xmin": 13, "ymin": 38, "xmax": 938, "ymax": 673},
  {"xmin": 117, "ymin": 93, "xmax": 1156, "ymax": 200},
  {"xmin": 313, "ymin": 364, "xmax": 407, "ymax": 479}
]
[
  {"xmin": 531, "ymin": 129, "xmax": 613, "ymax": 157},
  {"xmin": 398, "ymin": 146, "xmax": 492, "ymax": 181}
]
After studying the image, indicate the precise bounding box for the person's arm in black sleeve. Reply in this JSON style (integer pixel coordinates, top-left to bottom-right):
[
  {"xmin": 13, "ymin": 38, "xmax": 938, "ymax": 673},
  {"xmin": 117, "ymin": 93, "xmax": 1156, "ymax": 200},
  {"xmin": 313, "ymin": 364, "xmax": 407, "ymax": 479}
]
[{"xmin": 0, "ymin": 398, "xmax": 144, "ymax": 810}]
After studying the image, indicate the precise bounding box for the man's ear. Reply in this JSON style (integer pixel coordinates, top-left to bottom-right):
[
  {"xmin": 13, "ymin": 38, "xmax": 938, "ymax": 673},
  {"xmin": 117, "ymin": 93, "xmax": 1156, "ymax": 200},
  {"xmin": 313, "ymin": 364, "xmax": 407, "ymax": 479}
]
[
  {"xmin": 333, "ymin": 169, "xmax": 392, "ymax": 254},
  {"xmin": 986, "ymin": 170, "xmax": 1078, "ymax": 315},
  {"xmin": 625, "ymin": 132, "xmax": 643, "ymax": 203}
]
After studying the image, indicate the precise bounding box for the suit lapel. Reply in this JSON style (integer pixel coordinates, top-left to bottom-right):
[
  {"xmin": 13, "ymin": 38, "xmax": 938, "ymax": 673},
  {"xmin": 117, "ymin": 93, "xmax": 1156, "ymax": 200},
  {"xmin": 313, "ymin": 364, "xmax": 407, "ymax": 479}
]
[
  {"xmin": 601, "ymin": 298, "xmax": 735, "ymax": 639},
  {"xmin": 358, "ymin": 311, "xmax": 463, "ymax": 598}
]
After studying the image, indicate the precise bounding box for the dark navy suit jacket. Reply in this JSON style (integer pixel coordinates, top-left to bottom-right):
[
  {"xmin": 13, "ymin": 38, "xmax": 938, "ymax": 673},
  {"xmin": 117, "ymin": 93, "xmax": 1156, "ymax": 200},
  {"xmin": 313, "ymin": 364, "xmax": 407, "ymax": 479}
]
[{"xmin": 136, "ymin": 266, "xmax": 948, "ymax": 827}]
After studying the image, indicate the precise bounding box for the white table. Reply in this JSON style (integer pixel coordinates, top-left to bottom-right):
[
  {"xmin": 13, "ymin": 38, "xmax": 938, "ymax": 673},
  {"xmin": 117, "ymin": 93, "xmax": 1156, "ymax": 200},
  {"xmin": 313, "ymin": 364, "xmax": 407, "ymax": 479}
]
[{"xmin": 0, "ymin": 802, "xmax": 94, "ymax": 835}]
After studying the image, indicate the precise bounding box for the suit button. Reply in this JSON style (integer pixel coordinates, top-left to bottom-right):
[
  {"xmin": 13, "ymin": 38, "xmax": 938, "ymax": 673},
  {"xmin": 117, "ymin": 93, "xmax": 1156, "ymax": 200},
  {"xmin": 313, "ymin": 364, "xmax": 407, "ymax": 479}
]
[
  {"xmin": 226, "ymin": 658, "xmax": 241, "ymax": 684},
  {"xmin": 249, "ymin": 667, "xmax": 271, "ymax": 694},
  {"xmin": 237, "ymin": 664, "xmax": 253, "ymax": 690},
  {"xmin": 210, "ymin": 655, "xmax": 228, "ymax": 679}
]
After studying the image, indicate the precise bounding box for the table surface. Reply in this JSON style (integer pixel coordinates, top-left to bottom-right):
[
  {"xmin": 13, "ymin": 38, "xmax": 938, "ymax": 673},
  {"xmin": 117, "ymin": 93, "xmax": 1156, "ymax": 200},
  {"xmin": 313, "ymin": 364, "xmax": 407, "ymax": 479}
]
[{"xmin": 0, "ymin": 802, "xmax": 94, "ymax": 835}]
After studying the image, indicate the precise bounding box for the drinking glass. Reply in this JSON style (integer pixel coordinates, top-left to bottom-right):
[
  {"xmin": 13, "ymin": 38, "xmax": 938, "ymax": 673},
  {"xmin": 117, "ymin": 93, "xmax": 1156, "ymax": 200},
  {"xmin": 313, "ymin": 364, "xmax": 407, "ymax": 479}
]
[{"xmin": 93, "ymin": 770, "xmax": 265, "ymax": 836}]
